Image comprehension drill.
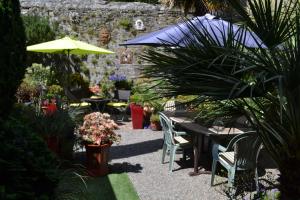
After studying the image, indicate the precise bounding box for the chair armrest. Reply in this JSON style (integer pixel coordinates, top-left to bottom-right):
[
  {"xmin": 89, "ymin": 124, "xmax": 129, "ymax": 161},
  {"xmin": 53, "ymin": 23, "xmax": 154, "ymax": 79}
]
[
  {"xmin": 212, "ymin": 143, "xmax": 227, "ymax": 159},
  {"xmin": 173, "ymin": 131, "xmax": 187, "ymax": 136},
  {"xmin": 218, "ymin": 145, "xmax": 227, "ymax": 152}
]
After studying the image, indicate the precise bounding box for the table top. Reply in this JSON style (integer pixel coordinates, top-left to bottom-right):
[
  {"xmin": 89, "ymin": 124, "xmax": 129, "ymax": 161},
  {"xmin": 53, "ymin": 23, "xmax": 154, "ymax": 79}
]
[
  {"xmin": 81, "ymin": 98, "xmax": 110, "ymax": 103},
  {"xmin": 107, "ymin": 102, "xmax": 128, "ymax": 107},
  {"xmin": 170, "ymin": 116, "xmax": 244, "ymax": 136},
  {"xmin": 170, "ymin": 116, "xmax": 194, "ymax": 123}
]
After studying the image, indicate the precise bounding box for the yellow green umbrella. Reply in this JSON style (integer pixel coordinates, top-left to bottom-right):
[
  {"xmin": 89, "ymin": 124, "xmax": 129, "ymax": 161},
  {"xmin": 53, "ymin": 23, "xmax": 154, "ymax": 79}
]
[
  {"xmin": 27, "ymin": 36, "xmax": 114, "ymax": 100},
  {"xmin": 27, "ymin": 36, "xmax": 114, "ymax": 55}
]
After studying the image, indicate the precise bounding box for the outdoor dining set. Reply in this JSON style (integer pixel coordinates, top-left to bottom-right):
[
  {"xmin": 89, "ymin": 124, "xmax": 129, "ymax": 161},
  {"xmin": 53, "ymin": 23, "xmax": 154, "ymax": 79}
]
[{"xmin": 158, "ymin": 110, "xmax": 262, "ymax": 191}]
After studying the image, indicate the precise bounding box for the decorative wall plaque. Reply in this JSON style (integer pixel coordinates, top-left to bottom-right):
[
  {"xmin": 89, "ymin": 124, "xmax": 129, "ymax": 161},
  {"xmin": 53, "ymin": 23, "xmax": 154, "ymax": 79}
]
[
  {"xmin": 134, "ymin": 19, "xmax": 145, "ymax": 31},
  {"xmin": 69, "ymin": 12, "xmax": 80, "ymax": 24},
  {"xmin": 99, "ymin": 27, "xmax": 111, "ymax": 45},
  {"xmin": 120, "ymin": 48, "xmax": 133, "ymax": 64}
]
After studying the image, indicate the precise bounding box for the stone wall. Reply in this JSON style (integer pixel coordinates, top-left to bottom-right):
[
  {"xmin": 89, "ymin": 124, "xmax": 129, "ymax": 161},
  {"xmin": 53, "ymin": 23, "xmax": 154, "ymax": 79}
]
[{"xmin": 20, "ymin": 0, "xmax": 183, "ymax": 84}]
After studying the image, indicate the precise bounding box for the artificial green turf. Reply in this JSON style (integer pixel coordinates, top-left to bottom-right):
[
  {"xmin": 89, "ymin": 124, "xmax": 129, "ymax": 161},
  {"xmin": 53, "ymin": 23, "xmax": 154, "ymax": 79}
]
[{"xmin": 84, "ymin": 173, "xmax": 140, "ymax": 200}]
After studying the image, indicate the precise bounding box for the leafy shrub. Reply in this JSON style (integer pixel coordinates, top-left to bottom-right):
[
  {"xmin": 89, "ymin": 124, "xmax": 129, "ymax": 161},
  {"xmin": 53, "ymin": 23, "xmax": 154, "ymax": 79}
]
[
  {"xmin": 78, "ymin": 112, "xmax": 120, "ymax": 145},
  {"xmin": 23, "ymin": 15, "xmax": 56, "ymax": 46},
  {"xmin": 47, "ymin": 84, "xmax": 64, "ymax": 99},
  {"xmin": 67, "ymin": 73, "xmax": 92, "ymax": 100},
  {"xmin": 0, "ymin": 109, "xmax": 59, "ymax": 199},
  {"xmin": 34, "ymin": 109, "xmax": 76, "ymax": 160},
  {"xmin": 0, "ymin": 0, "xmax": 26, "ymax": 119},
  {"xmin": 118, "ymin": 18, "xmax": 133, "ymax": 31},
  {"xmin": 150, "ymin": 113, "xmax": 160, "ymax": 122},
  {"xmin": 15, "ymin": 82, "xmax": 39, "ymax": 103},
  {"xmin": 34, "ymin": 109, "xmax": 75, "ymax": 139},
  {"xmin": 23, "ymin": 15, "xmax": 57, "ymax": 66},
  {"xmin": 115, "ymin": 80, "xmax": 133, "ymax": 90},
  {"xmin": 23, "ymin": 63, "xmax": 52, "ymax": 87}
]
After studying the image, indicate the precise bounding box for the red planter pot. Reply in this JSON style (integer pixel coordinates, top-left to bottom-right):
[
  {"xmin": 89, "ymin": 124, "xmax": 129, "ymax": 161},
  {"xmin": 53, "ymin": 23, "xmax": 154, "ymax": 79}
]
[
  {"xmin": 130, "ymin": 103, "xmax": 144, "ymax": 129},
  {"xmin": 85, "ymin": 143, "xmax": 112, "ymax": 177}
]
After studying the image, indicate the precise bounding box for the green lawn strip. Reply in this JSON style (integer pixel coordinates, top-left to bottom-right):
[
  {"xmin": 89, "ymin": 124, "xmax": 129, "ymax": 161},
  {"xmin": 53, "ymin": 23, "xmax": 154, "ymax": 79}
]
[{"xmin": 85, "ymin": 173, "xmax": 140, "ymax": 200}]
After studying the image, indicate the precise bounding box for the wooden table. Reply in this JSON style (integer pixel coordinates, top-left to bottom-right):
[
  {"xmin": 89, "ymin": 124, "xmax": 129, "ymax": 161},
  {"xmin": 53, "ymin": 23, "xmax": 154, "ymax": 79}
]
[{"xmin": 169, "ymin": 116, "xmax": 244, "ymax": 176}]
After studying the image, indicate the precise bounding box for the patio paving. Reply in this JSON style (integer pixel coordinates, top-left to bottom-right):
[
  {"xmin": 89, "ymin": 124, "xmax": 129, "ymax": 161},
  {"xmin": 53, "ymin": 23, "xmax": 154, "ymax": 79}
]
[{"xmin": 109, "ymin": 121, "xmax": 228, "ymax": 200}]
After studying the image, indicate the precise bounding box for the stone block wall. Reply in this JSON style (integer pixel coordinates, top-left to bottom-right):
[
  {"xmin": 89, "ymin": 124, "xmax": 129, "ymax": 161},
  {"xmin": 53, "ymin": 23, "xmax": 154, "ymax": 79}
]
[{"xmin": 20, "ymin": 0, "xmax": 183, "ymax": 84}]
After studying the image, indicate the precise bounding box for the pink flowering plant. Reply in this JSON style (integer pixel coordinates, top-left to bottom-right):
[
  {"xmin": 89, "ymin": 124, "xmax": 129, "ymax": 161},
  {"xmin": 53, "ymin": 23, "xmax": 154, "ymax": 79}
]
[{"xmin": 79, "ymin": 112, "xmax": 120, "ymax": 145}]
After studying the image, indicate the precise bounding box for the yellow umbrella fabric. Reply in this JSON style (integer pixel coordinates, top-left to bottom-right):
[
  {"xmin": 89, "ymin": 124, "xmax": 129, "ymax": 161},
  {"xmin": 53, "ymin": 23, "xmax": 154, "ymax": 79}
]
[{"xmin": 27, "ymin": 36, "xmax": 114, "ymax": 55}]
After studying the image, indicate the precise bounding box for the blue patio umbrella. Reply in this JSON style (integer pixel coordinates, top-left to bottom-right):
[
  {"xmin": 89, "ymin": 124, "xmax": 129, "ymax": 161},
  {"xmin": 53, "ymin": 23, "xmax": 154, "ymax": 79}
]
[{"xmin": 120, "ymin": 14, "xmax": 265, "ymax": 48}]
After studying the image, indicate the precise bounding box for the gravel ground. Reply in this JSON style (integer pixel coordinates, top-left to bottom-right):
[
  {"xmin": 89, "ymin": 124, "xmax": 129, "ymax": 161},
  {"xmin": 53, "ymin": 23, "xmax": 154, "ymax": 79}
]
[{"xmin": 109, "ymin": 121, "xmax": 228, "ymax": 200}]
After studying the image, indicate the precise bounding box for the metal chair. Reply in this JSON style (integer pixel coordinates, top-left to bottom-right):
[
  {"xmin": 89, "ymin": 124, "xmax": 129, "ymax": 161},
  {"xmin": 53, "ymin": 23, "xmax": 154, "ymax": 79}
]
[
  {"xmin": 159, "ymin": 112, "xmax": 192, "ymax": 173},
  {"xmin": 211, "ymin": 131, "xmax": 262, "ymax": 190},
  {"xmin": 107, "ymin": 90, "xmax": 131, "ymax": 121}
]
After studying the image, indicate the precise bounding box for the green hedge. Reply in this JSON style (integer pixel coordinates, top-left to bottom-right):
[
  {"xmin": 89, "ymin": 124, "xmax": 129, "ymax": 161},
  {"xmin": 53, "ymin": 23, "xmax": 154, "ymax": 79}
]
[
  {"xmin": 0, "ymin": 110, "xmax": 59, "ymax": 199},
  {"xmin": 0, "ymin": 0, "xmax": 26, "ymax": 120}
]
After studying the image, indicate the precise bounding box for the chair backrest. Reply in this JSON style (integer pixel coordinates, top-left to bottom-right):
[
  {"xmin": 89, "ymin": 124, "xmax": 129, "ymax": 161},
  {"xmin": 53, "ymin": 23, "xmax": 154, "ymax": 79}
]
[
  {"xmin": 159, "ymin": 112, "xmax": 175, "ymax": 146},
  {"xmin": 164, "ymin": 100, "xmax": 176, "ymax": 111},
  {"xmin": 118, "ymin": 90, "xmax": 131, "ymax": 101},
  {"xmin": 164, "ymin": 99, "xmax": 186, "ymax": 111},
  {"xmin": 228, "ymin": 131, "xmax": 262, "ymax": 170}
]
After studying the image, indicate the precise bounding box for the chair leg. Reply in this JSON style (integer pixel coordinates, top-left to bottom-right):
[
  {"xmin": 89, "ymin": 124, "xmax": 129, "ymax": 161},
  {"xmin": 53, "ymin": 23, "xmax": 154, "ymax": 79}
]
[
  {"xmin": 211, "ymin": 159, "xmax": 217, "ymax": 186},
  {"xmin": 169, "ymin": 147, "xmax": 177, "ymax": 173},
  {"xmin": 162, "ymin": 144, "xmax": 167, "ymax": 164},
  {"xmin": 228, "ymin": 169, "xmax": 236, "ymax": 187},
  {"xmin": 255, "ymin": 167, "xmax": 259, "ymax": 193},
  {"xmin": 183, "ymin": 149, "xmax": 187, "ymax": 161}
]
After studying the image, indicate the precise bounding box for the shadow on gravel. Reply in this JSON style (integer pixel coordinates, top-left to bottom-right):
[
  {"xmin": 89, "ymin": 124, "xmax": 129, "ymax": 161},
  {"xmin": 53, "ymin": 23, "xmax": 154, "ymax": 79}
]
[
  {"xmin": 110, "ymin": 138, "xmax": 163, "ymax": 159},
  {"xmin": 110, "ymin": 162, "xmax": 143, "ymax": 173}
]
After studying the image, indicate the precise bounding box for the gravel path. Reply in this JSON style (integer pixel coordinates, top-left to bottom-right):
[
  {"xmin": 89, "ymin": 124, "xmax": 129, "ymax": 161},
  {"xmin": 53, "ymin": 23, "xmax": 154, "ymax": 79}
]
[{"xmin": 109, "ymin": 122, "xmax": 227, "ymax": 200}]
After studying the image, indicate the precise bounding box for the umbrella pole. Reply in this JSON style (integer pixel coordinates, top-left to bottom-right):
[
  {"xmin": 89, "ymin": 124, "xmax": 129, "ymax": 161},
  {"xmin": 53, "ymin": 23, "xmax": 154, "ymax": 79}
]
[{"xmin": 63, "ymin": 49, "xmax": 77, "ymax": 101}]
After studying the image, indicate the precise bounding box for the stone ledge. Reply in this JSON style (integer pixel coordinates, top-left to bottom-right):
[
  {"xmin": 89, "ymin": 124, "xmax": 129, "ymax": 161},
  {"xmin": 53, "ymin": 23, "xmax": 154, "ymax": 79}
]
[{"xmin": 20, "ymin": 0, "xmax": 162, "ymax": 11}]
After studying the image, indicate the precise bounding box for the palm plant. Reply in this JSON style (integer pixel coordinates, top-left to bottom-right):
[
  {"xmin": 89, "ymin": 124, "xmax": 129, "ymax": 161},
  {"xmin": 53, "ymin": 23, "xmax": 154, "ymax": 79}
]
[{"xmin": 142, "ymin": 0, "xmax": 300, "ymax": 198}]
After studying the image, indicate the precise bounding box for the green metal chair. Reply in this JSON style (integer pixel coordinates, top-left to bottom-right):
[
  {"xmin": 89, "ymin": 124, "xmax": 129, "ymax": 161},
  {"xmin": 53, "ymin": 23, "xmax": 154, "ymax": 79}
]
[
  {"xmin": 211, "ymin": 131, "xmax": 262, "ymax": 189},
  {"xmin": 159, "ymin": 112, "xmax": 192, "ymax": 173}
]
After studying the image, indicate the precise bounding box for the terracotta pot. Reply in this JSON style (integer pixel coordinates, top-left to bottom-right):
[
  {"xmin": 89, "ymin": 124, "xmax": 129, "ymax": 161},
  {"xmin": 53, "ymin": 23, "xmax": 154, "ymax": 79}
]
[
  {"xmin": 85, "ymin": 143, "xmax": 112, "ymax": 176},
  {"xmin": 150, "ymin": 121, "xmax": 162, "ymax": 131}
]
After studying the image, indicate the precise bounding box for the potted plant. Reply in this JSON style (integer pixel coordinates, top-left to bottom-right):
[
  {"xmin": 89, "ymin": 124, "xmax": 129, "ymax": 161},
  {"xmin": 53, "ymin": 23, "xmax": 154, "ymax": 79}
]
[
  {"xmin": 150, "ymin": 113, "xmax": 162, "ymax": 131},
  {"xmin": 34, "ymin": 110, "xmax": 75, "ymax": 158},
  {"xmin": 78, "ymin": 112, "xmax": 120, "ymax": 176}
]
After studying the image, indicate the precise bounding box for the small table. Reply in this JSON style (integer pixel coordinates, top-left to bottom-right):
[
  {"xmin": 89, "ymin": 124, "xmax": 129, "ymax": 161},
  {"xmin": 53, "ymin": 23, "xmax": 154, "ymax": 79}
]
[
  {"xmin": 169, "ymin": 116, "xmax": 244, "ymax": 176},
  {"xmin": 106, "ymin": 102, "xmax": 129, "ymax": 121},
  {"xmin": 81, "ymin": 98, "xmax": 110, "ymax": 112}
]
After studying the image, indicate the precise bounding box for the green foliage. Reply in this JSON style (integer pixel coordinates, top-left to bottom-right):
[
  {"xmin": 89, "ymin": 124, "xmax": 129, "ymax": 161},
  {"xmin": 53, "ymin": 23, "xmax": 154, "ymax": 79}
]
[
  {"xmin": 130, "ymin": 78, "xmax": 164, "ymax": 111},
  {"xmin": 0, "ymin": 0, "xmax": 26, "ymax": 119},
  {"xmin": 99, "ymin": 70, "xmax": 116, "ymax": 98},
  {"xmin": 0, "ymin": 107, "xmax": 59, "ymax": 199},
  {"xmin": 24, "ymin": 63, "xmax": 52, "ymax": 87},
  {"xmin": 91, "ymin": 57, "xmax": 98, "ymax": 65},
  {"xmin": 115, "ymin": 79, "xmax": 133, "ymax": 90},
  {"xmin": 118, "ymin": 18, "xmax": 133, "ymax": 31},
  {"xmin": 193, "ymin": 100, "xmax": 246, "ymax": 126},
  {"xmin": 22, "ymin": 15, "xmax": 56, "ymax": 46},
  {"xmin": 47, "ymin": 84, "xmax": 64, "ymax": 99},
  {"xmin": 142, "ymin": 0, "xmax": 300, "ymax": 197},
  {"xmin": 15, "ymin": 81, "xmax": 39, "ymax": 103},
  {"xmin": 34, "ymin": 109, "xmax": 75, "ymax": 139},
  {"xmin": 150, "ymin": 113, "xmax": 160, "ymax": 122},
  {"xmin": 68, "ymin": 73, "xmax": 89, "ymax": 88},
  {"xmin": 23, "ymin": 15, "xmax": 56, "ymax": 66},
  {"xmin": 80, "ymin": 63, "xmax": 90, "ymax": 76},
  {"xmin": 105, "ymin": 59, "xmax": 113, "ymax": 65}
]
